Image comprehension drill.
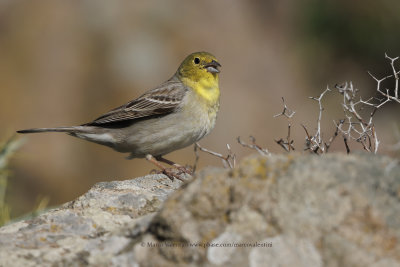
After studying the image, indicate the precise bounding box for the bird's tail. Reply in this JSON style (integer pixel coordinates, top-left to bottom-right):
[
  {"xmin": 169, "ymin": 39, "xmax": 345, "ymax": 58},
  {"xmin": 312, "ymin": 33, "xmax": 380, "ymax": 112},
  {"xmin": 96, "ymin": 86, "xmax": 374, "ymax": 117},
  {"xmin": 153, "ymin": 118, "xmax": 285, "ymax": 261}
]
[{"xmin": 17, "ymin": 126, "xmax": 88, "ymax": 134}]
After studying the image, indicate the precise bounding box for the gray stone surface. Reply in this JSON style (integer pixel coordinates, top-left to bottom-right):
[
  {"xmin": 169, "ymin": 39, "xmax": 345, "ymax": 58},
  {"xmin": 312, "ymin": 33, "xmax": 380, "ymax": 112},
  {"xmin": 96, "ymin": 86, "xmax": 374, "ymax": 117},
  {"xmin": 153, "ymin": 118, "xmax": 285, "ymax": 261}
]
[
  {"xmin": 0, "ymin": 174, "xmax": 187, "ymax": 266},
  {"xmin": 1, "ymin": 153, "xmax": 400, "ymax": 266}
]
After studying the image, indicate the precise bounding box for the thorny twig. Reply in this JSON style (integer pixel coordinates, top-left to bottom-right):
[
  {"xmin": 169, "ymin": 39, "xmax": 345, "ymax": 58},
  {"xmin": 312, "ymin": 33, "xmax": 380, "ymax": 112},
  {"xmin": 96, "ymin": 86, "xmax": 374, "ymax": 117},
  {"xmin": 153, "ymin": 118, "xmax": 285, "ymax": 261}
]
[
  {"xmin": 324, "ymin": 120, "xmax": 343, "ymax": 153},
  {"xmin": 275, "ymin": 123, "xmax": 295, "ymax": 152},
  {"xmin": 287, "ymin": 123, "xmax": 294, "ymax": 152},
  {"xmin": 194, "ymin": 142, "xmax": 236, "ymax": 169},
  {"xmin": 386, "ymin": 53, "xmax": 399, "ymax": 100},
  {"xmin": 274, "ymin": 98, "xmax": 296, "ymax": 152},
  {"xmin": 274, "ymin": 55, "xmax": 398, "ymax": 155},
  {"xmin": 332, "ymin": 54, "xmax": 399, "ymax": 154},
  {"xmin": 335, "ymin": 81, "xmax": 384, "ymax": 153},
  {"xmin": 367, "ymin": 53, "xmax": 400, "ymax": 104},
  {"xmin": 274, "ymin": 97, "xmax": 296, "ymax": 118},
  {"xmin": 310, "ymin": 87, "xmax": 331, "ymax": 145},
  {"xmin": 302, "ymin": 87, "xmax": 331, "ymax": 154},
  {"xmin": 301, "ymin": 124, "xmax": 318, "ymax": 153},
  {"xmin": 237, "ymin": 136, "xmax": 270, "ymax": 156}
]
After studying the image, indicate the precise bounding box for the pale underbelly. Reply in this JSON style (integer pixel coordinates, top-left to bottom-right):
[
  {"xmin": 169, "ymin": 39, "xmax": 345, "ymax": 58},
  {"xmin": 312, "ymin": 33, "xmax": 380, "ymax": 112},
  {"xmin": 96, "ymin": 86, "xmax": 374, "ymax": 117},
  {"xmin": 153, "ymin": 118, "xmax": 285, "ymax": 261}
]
[{"xmin": 114, "ymin": 111, "xmax": 214, "ymax": 157}]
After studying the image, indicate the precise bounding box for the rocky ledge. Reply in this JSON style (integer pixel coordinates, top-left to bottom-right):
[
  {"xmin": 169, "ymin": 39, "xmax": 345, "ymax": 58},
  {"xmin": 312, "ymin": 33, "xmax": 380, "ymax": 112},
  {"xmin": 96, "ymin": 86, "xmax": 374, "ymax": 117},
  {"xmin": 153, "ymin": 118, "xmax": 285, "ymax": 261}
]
[{"xmin": 0, "ymin": 153, "xmax": 399, "ymax": 266}]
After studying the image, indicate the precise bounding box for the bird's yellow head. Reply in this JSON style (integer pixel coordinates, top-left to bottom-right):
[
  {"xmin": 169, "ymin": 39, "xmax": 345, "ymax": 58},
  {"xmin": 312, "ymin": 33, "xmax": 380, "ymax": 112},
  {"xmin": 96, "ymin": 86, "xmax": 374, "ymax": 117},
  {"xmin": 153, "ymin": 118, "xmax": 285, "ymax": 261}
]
[{"xmin": 177, "ymin": 52, "xmax": 221, "ymax": 104}]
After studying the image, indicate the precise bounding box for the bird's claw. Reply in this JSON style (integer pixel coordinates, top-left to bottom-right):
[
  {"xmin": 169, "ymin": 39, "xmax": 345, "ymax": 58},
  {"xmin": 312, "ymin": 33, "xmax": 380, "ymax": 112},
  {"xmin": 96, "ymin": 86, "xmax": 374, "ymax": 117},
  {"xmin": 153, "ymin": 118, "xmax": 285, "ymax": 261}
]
[
  {"xmin": 150, "ymin": 167, "xmax": 187, "ymax": 181},
  {"xmin": 175, "ymin": 165, "xmax": 193, "ymax": 175},
  {"xmin": 162, "ymin": 168, "xmax": 186, "ymax": 181}
]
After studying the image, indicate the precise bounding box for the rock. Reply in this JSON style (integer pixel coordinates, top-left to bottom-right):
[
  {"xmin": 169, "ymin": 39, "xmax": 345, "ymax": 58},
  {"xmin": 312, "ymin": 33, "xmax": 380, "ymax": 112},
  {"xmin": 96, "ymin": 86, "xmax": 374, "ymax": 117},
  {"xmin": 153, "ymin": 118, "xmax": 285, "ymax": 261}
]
[
  {"xmin": 1, "ymin": 153, "xmax": 400, "ymax": 266},
  {"xmin": 0, "ymin": 174, "xmax": 187, "ymax": 266}
]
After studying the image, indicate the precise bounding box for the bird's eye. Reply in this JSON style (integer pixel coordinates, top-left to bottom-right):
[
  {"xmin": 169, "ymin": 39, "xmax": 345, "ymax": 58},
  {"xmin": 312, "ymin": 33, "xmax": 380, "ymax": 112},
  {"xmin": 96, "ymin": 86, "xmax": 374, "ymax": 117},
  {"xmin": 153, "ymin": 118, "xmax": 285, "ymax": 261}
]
[{"xmin": 194, "ymin": 57, "xmax": 200, "ymax": 64}]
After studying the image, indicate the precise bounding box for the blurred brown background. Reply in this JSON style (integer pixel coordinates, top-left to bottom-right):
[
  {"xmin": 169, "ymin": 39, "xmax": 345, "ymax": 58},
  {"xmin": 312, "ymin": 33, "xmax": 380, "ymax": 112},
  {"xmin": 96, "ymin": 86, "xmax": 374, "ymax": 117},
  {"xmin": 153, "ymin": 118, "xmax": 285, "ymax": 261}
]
[{"xmin": 1, "ymin": 0, "xmax": 399, "ymax": 218}]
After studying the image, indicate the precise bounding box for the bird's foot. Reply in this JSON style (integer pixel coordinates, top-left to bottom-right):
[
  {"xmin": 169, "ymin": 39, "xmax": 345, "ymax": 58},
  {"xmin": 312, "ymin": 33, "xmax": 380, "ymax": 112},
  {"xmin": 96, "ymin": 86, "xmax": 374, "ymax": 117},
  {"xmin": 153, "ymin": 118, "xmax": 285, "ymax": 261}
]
[
  {"xmin": 174, "ymin": 165, "xmax": 193, "ymax": 175},
  {"xmin": 150, "ymin": 167, "xmax": 186, "ymax": 181},
  {"xmin": 146, "ymin": 154, "xmax": 191, "ymax": 181},
  {"xmin": 163, "ymin": 168, "xmax": 186, "ymax": 181}
]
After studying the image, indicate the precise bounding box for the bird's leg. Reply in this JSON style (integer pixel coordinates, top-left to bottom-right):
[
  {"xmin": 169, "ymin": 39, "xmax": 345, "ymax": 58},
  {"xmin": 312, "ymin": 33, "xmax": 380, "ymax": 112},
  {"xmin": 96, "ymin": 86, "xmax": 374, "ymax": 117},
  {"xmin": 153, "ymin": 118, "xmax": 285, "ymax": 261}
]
[
  {"xmin": 155, "ymin": 156, "xmax": 193, "ymax": 175},
  {"xmin": 145, "ymin": 154, "xmax": 185, "ymax": 181}
]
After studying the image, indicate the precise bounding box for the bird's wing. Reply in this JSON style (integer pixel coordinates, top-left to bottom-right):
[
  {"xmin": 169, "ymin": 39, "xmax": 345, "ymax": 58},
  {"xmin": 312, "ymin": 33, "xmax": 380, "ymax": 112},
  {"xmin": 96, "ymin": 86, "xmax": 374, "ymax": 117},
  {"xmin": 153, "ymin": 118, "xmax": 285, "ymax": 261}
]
[{"xmin": 85, "ymin": 78, "xmax": 187, "ymax": 126}]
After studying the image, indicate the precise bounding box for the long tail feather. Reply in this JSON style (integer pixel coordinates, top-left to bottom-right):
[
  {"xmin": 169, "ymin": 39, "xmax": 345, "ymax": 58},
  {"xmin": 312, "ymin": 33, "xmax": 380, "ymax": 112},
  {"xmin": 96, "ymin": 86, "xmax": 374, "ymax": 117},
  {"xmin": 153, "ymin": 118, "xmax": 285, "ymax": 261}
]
[{"xmin": 17, "ymin": 126, "xmax": 85, "ymax": 134}]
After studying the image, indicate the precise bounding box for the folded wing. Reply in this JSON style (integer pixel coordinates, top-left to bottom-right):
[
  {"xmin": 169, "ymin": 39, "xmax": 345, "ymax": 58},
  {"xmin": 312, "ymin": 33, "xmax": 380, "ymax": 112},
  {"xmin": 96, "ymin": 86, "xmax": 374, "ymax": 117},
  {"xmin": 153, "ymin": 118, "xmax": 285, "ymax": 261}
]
[{"xmin": 85, "ymin": 78, "xmax": 187, "ymax": 126}]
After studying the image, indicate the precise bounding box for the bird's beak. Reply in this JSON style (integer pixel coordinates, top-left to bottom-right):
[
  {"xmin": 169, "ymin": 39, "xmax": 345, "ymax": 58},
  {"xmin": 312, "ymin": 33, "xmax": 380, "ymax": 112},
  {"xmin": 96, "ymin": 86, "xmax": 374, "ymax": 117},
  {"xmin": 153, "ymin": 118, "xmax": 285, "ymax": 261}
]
[{"xmin": 204, "ymin": 60, "xmax": 221, "ymax": 74}]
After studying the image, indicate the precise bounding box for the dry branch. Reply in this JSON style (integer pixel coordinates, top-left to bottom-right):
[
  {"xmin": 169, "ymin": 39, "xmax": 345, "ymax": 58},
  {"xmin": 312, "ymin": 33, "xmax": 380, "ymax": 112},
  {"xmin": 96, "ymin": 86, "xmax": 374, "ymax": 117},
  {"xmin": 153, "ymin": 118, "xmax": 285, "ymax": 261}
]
[
  {"xmin": 237, "ymin": 136, "xmax": 270, "ymax": 156},
  {"xmin": 194, "ymin": 142, "xmax": 236, "ymax": 169}
]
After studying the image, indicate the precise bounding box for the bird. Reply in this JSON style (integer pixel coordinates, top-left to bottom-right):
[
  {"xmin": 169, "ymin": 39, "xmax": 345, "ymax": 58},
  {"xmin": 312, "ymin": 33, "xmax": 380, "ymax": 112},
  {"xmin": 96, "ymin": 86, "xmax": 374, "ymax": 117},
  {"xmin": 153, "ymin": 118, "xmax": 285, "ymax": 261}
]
[{"xmin": 17, "ymin": 52, "xmax": 221, "ymax": 180}]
